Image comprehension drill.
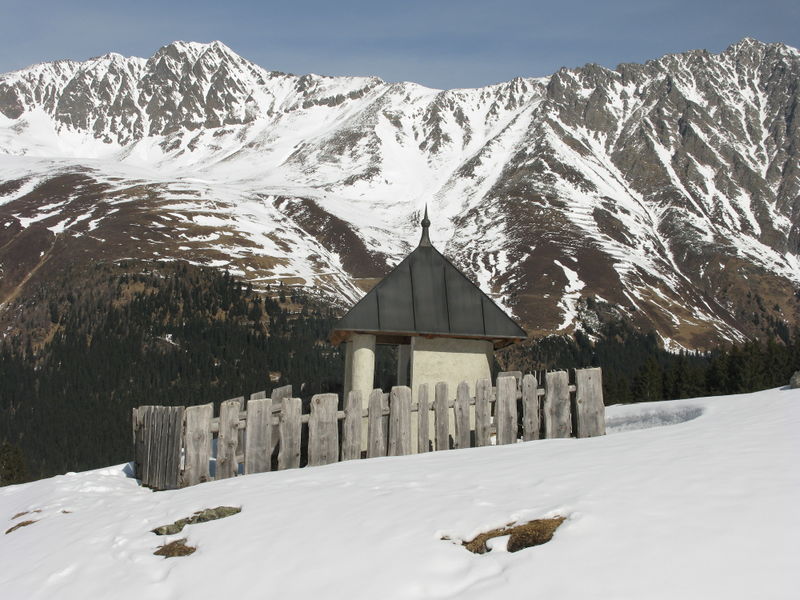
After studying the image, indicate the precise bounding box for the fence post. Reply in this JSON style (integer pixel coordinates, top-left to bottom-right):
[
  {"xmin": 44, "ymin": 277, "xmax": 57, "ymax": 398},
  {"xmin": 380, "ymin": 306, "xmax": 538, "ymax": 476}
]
[
  {"xmin": 434, "ymin": 382, "xmax": 450, "ymax": 451},
  {"xmin": 417, "ymin": 383, "xmax": 430, "ymax": 453},
  {"xmin": 522, "ymin": 373, "xmax": 539, "ymax": 441},
  {"xmin": 278, "ymin": 397, "xmax": 302, "ymax": 470},
  {"xmin": 341, "ymin": 390, "xmax": 362, "ymax": 461},
  {"xmin": 574, "ymin": 367, "xmax": 605, "ymax": 437},
  {"xmin": 496, "ymin": 375, "xmax": 517, "ymax": 445},
  {"xmin": 474, "ymin": 379, "xmax": 492, "ymax": 447},
  {"xmin": 388, "ymin": 386, "xmax": 412, "ymax": 456},
  {"xmin": 217, "ymin": 399, "xmax": 241, "ymax": 479},
  {"xmin": 367, "ymin": 389, "xmax": 386, "ymax": 458},
  {"xmin": 454, "ymin": 381, "xmax": 471, "ymax": 449},
  {"xmin": 308, "ymin": 393, "xmax": 339, "ymax": 466},
  {"xmin": 181, "ymin": 403, "xmax": 213, "ymax": 486},
  {"xmin": 244, "ymin": 397, "xmax": 273, "ymax": 474},
  {"xmin": 544, "ymin": 371, "xmax": 571, "ymax": 438}
]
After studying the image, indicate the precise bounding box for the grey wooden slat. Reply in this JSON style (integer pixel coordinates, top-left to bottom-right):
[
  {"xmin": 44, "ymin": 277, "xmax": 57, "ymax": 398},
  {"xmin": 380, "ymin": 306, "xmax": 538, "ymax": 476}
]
[
  {"xmin": 217, "ymin": 399, "xmax": 241, "ymax": 479},
  {"xmin": 139, "ymin": 407, "xmax": 151, "ymax": 486},
  {"xmin": 417, "ymin": 383, "xmax": 430, "ymax": 454},
  {"xmin": 278, "ymin": 397, "xmax": 302, "ymax": 470},
  {"xmin": 244, "ymin": 398, "xmax": 273, "ymax": 474},
  {"xmin": 381, "ymin": 392, "xmax": 390, "ymax": 446},
  {"xmin": 251, "ymin": 391, "xmax": 267, "ymax": 400},
  {"xmin": 231, "ymin": 396, "xmax": 245, "ymax": 458},
  {"xmin": 168, "ymin": 406, "xmax": 185, "ymax": 490},
  {"xmin": 270, "ymin": 385, "xmax": 292, "ymax": 460},
  {"xmin": 574, "ymin": 367, "xmax": 605, "ymax": 438},
  {"xmin": 181, "ymin": 403, "xmax": 213, "ymax": 486},
  {"xmin": 342, "ymin": 390, "xmax": 362, "ymax": 460},
  {"xmin": 522, "ymin": 373, "xmax": 539, "ymax": 441},
  {"xmin": 498, "ymin": 371, "xmax": 523, "ymax": 389},
  {"xmin": 388, "ymin": 386, "xmax": 412, "ymax": 456},
  {"xmin": 367, "ymin": 389, "xmax": 386, "ymax": 458},
  {"xmin": 341, "ymin": 390, "xmax": 362, "ymax": 461},
  {"xmin": 434, "ymin": 382, "xmax": 450, "ymax": 451},
  {"xmin": 132, "ymin": 407, "xmax": 143, "ymax": 480},
  {"xmin": 496, "ymin": 376, "xmax": 517, "ymax": 445},
  {"xmin": 154, "ymin": 407, "xmax": 168, "ymax": 489},
  {"xmin": 544, "ymin": 371, "xmax": 571, "ymax": 438},
  {"xmin": 474, "ymin": 379, "xmax": 492, "ymax": 447},
  {"xmin": 454, "ymin": 382, "xmax": 471, "ymax": 449},
  {"xmin": 308, "ymin": 394, "xmax": 339, "ymax": 466}
]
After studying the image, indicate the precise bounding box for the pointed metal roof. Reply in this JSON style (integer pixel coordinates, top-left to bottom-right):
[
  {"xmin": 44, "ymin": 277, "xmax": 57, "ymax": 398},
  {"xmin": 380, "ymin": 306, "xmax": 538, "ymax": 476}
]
[{"xmin": 331, "ymin": 208, "xmax": 527, "ymax": 348}]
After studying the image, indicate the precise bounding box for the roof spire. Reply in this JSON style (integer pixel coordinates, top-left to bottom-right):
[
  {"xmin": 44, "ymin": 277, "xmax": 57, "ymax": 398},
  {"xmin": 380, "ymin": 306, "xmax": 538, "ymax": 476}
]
[{"xmin": 419, "ymin": 204, "xmax": 432, "ymax": 247}]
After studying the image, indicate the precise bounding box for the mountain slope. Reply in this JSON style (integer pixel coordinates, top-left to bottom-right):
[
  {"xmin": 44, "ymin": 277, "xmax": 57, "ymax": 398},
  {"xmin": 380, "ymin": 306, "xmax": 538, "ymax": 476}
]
[{"xmin": 1, "ymin": 39, "xmax": 798, "ymax": 347}]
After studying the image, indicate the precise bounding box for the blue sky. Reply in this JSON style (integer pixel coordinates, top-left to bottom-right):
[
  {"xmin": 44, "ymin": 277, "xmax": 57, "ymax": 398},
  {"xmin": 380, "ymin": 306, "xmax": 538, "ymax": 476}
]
[{"xmin": 1, "ymin": 0, "xmax": 797, "ymax": 89}]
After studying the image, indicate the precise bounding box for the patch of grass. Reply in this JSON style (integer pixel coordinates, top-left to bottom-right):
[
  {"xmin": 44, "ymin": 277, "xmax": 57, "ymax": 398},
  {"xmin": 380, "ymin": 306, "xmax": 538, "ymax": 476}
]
[
  {"xmin": 5, "ymin": 519, "xmax": 37, "ymax": 535},
  {"xmin": 152, "ymin": 506, "xmax": 241, "ymax": 535},
  {"xmin": 461, "ymin": 516, "xmax": 566, "ymax": 554},
  {"xmin": 154, "ymin": 538, "xmax": 196, "ymax": 558},
  {"xmin": 11, "ymin": 509, "xmax": 40, "ymax": 520}
]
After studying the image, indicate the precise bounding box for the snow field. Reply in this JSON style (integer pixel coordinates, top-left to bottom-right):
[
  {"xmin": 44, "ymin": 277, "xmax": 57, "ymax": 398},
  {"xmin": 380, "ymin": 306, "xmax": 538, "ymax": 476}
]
[{"xmin": 1, "ymin": 387, "xmax": 798, "ymax": 599}]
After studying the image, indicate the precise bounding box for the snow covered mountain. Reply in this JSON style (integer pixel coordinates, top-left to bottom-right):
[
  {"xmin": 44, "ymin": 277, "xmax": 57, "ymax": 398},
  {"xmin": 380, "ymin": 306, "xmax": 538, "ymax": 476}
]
[{"xmin": 1, "ymin": 39, "xmax": 798, "ymax": 348}]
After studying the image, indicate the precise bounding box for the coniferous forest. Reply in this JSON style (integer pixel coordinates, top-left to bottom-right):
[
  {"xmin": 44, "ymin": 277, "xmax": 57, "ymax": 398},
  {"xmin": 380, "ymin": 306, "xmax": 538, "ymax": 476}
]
[{"xmin": 1, "ymin": 260, "xmax": 798, "ymax": 484}]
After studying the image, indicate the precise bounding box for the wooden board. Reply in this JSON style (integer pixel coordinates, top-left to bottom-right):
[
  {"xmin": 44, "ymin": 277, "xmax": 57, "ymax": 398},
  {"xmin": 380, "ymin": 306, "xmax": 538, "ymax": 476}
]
[
  {"xmin": 278, "ymin": 397, "xmax": 302, "ymax": 470},
  {"xmin": 544, "ymin": 371, "xmax": 571, "ymax": 438},
  {"xmin": 244, "ymin": 398, "xmax": 273, "ymax": 474},
  {"xmin": 521, "ymin": 373, "xmax": 539, "ymax": 441},
  {"xmin": 367, "ymin": 389, "xmax": 386, "ymax": 458},
  {"xmin": 341, "ymin": 390, "xmax": 362, "ymax": 461},
  {"xmin": 434, "ymin": 382, "xmax": 450, "ymax": 451},
  {"xmin": 217, "ymin": 399, "xmax": 241, "ymax": 479},
  {"xmin": 388, "ymin": 386, "xmax": 412, "ymax": 456},
  {"xmin": 181, "ymin": 403, "xmax": 213, "ymax": 486},
  {"xmin": 454, "ymin": 382, "xmax": 471, "ymax": 449},
  {"xmin": 417, "ymin": 383, "xmax": 430, "ymax": 454},
  {"xmin": 270, "ymin": 385, "xmax": 292, "ymax": 460},
  {"xmin": 474, "ymin": 379, "xmax": 492, "ymax": 447},
  {"xmin": 496, "ymin": 376, "xmax": 518, "ymax": 445},
  {"xmin": 308, "ymin": 394, "xmax": 339, "ymax": 466},
  {"xmin": 574, "ymin": 367, "xmax": 605, "ymax": 437}
]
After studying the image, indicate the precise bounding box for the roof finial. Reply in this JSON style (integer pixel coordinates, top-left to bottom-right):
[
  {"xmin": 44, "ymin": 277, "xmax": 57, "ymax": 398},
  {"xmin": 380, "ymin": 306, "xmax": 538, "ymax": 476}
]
[{"xmin": 419, "ymin": 204, "xmax": 432, "ymax": 247}]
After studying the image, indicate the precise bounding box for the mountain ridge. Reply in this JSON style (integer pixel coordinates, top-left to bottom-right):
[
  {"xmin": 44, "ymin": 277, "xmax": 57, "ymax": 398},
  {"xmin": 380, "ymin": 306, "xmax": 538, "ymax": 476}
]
[{"xmin": 1, "ymin": 38, "xmax": 798, "ymax": 349}]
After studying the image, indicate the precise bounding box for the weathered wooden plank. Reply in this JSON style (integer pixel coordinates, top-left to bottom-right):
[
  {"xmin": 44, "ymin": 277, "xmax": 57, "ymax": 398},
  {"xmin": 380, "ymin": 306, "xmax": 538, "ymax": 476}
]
[
  {"xmin": 381, "ymin": 392, "xmax": 390, "ymax": 445},
  {"xmin": 498, "ymin": 371, "xmax": 523, "ymax": 389},
  {"xmin": 496, "ymin": 376, "xmax": 518, "ymax": 445},
  {"xmin": 308, "ymin": 394, "xmax": 339, "ymax": 466},
  {"xmin": 270, "ymin": 385, "xmax": 293, "ymax": 460},
  {"xmin": 132, "ymin": 407, "xmax": 144, "ymax": 481},
  {"xmin": 367, "ymin": 389, "xmax": 386, "ymax": 458},
  {"xmin": 181, "ymin": 403, "xmax": 213, "ymax": 486},
  {"xmin": 153, "ymin": 406, "xmax": 169, "ymax": 490},
  {"xmin": 474, "ymin": 379, "xmax": 492, "ymax": 447},
  {"xmin": 341, "ymin": 390, "xmax": 362, "ymax": 461},
  {"xmin": 544, "ymin": 371, "xmax": 571, "ymax": 438},
  {"xmin": 454, "ymin": 382, "xmax": 471, "ymax": 449},
  {"xmin": 278, "ymin": 397, "xmax": 302, "ymax": 470},
  {"xmin": 522, "ymin": 373, "xmax": 539, "ymax": 441},
  {"xmin": 165, "ymin": 406, "xmax": 184, "ymax": 490},
  {"xmin": 230, "ymin": 395, "xmax": 245, "ymax": 458},
  {"xmin": 250, "ymin": 391, "xmax": 266, "ymax": 400},
  {"xmin": 574, "ymin": 367, "xmax": 605, "ymax": 438},
  {"xmin": 217, "ymin": 400, "xmax": 241, "ymax": 479},
  {"xmin": 434, "ymin": 382, "xmax": 450, "ymax": 451},
  {"xmin": 417, "ymin": 383, "xmax": 430, "ymax": 454},
  {"xmin": 244, "ymin": 398, "xmax": 273, "ymax": 474},
  {"xmin": 388, "ymin": 386, "xmax": 412, "ymax": 456},
  {"xmin": 139, "ymin": 406, "xmax": 152, "ymax": 486}
]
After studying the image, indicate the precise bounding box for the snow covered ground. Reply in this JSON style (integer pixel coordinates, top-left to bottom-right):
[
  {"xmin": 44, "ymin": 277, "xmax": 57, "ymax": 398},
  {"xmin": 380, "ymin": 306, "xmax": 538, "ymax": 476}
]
[{"xmin": 2, "ymin": 387, "xmax": 798, "ymax": 599}]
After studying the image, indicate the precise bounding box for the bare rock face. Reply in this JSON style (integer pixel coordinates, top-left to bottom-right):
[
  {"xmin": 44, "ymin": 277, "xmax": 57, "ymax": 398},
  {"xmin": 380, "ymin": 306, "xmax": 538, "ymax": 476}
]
[
  {"xmin": 790, "ymin": 371, "xmax": 800, "ymax": 389},
  {"xmin": 0, "ymin": 38, "xmax": 799, "ymax": 349}
]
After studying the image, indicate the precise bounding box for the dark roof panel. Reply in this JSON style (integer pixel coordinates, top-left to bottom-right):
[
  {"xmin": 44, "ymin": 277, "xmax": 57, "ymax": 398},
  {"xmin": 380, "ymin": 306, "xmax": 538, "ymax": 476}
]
[{"xmin": 332, "ymin": 212, "xmax": 526, "ymax": 344}]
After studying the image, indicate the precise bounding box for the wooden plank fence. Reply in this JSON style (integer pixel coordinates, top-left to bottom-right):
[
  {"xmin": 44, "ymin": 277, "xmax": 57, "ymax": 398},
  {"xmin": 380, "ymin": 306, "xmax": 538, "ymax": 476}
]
[{"xmin": 132, "ymin": 367, "xmax": 605, "ymax": 490}]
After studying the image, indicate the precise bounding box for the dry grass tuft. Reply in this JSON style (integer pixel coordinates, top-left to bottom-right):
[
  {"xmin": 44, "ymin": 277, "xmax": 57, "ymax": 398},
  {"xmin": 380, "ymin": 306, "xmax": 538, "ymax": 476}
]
[
  {"xmin": 5, "ymin": 519, "xmax": 38, "ymax": 535},
  {"xmin": 461, "ymin": 516, "xmax": 566, "ymax": 554},
  {"xmin": 154, "ymin": 538, "xmax": 196, "ymax": 558}
]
